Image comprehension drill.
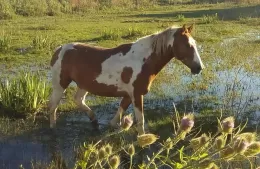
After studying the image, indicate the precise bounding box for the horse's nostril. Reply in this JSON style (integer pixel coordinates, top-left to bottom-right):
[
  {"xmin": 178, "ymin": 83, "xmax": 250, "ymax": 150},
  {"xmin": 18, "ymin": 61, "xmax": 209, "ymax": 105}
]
[{"xmin": 197, "ymin": 66, "xmax": 202, "ymax": 72}]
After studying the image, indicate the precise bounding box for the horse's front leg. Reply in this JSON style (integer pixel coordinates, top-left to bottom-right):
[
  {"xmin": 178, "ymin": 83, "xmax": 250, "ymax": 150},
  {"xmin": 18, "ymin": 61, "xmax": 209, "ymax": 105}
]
[
  {"xmin": 110, "ymin": 96, "xmax": 132, "ymax": 128},
  {"xmin": 132, "ymin": 94, "xmax": 145, "ymax": 135}
]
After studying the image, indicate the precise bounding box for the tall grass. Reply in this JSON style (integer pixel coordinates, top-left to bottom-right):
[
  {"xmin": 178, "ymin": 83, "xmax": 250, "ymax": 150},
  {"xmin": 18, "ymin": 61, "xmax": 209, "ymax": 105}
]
[
  {"xmin": 31, "ymin": 34, "xmax": 55, "ymax": 52},
  {"xmin": 0, "ymin": 31, "xmax": 12, "ymax": 52},
  {"xmin": 0, "ymin": 0, "xmax": 15, "ymax": 19},
  {"xmin": 0, "ymin": 71, "xmax": 51, "ymax": 118}
]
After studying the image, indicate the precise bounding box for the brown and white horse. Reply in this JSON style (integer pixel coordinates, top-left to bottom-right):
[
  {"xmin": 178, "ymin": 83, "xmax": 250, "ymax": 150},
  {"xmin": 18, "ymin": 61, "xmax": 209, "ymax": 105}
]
[{"xmin": 48, "ymin": 24, "xmax": 205, "ymax": 136}]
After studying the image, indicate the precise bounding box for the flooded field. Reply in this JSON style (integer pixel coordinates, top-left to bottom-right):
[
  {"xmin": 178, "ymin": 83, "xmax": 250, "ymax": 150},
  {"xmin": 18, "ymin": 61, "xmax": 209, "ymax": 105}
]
[
  {"xmin": 0, "ymin": 3, "xmax": 260, "ymax": 168},
  {"xmin": 0, "ymin": 33, "xmax": 259, "ymax": 168}
]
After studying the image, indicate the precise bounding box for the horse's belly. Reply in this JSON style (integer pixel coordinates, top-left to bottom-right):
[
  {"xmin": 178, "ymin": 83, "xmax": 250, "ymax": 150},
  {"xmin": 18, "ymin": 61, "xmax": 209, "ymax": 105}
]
[{"xmin": 80, "ymin": 81, "xmax": 128, "ymax": 97}]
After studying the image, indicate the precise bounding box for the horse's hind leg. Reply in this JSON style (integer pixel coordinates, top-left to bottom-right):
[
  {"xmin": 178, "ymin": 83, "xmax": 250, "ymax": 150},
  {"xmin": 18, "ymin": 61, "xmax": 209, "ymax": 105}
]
[
  {"xmin": 74, "ymin": 88, "xmax": 98, "ymax": 128},
  {"xmin": 110, "ymin": 96, "xmax": 132, "ymax": 128}
]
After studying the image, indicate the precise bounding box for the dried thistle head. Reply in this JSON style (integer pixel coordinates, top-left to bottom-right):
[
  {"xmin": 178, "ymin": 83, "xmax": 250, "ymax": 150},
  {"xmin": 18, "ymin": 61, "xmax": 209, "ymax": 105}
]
[
  {"xmin": 215, "ymin": 135, "xmax": 225, "ymax": 150},
  {"xmin": 179, "ymin": 113, "xmax": 194, "ymax": 133},
  {"xmin": 127, "ymin": 144, "xmax": 135, "ymax": 156},
  {"xmin": 105, "ymin": 144, "xmax": 113, "ymax": 155},
  {"xmin": 190, "ymin": 133, "xmax": 209, "ymax": 151},
  {"xmin": 234, "ymin": 132, "xmax": 256, "ymax": 144},
  {"xmin": 109, "ymin": 155, "xmax": 120, "ymax": 169},
  {"xmin": 137, "ymin": 133, "xmax": 159, "ymax": 148},
  {"xmin": 244, "ymin": 141, "xmax": 260, "ymax": 157},
  {"xmin": 219, "ymin": 116, "xmax": 235, "ymax": 134},
  {"xmin": 98, "ymin": 147, "xmax": 107, "ymax": 160},
  {"xmin": 220, "ymin": 147, "xmax": 235, "ymax": 160},
  {"xmin": 233, "ymin": 138, "xmax": 250, "ymax": 154}
]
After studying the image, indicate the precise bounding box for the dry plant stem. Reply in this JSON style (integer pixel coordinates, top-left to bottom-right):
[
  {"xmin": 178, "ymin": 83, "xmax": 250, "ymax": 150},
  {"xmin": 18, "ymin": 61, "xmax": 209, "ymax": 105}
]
[
  {"xmin": 145, "ymin": 133, "xmax": 183, "ymax": 168},
  {"xmin": 129, "ymin": 155, "xmax": 133, "ymax": 169},
  {"xmin": 182, "ymin": 144, "xmax": 234, "ymax": 169}
]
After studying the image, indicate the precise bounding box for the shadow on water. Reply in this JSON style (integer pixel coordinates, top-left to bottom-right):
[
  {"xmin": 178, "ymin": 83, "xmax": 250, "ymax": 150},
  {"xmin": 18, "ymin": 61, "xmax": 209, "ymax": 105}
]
[{"xmin": 129, "ymin": 5, "xmax": 260, "ymax": 21}]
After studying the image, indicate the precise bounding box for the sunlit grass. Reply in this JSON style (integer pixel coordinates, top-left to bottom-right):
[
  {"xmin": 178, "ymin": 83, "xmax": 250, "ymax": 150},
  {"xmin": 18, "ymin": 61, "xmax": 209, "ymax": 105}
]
[{"xmin": 0, "ymin": 71, "xmax": 51, "ymax": 118}]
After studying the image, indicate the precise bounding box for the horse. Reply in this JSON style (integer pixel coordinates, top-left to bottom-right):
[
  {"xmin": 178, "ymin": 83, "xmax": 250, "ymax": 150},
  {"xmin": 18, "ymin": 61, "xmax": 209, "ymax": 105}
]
[{"xmin": 48, "ymin": 24, "xmax": 205, "ymax": 136}]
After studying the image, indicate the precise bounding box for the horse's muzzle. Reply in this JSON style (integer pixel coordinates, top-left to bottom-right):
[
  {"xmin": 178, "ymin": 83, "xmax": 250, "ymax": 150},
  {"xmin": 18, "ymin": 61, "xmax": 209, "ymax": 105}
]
[{"xmin": 191, "ymin": 65, "xmax": 203, "ymax": 75}]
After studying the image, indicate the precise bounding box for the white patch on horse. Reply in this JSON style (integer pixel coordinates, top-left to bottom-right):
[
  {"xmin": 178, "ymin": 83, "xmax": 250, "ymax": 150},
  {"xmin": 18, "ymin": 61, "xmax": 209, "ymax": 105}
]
[
  {"xmin": 51, "ymin": 43, "xmax": 75, "ymax": 87},
  {"xmin": 189, "ymin": 37, "xmax": 205, "ymax": 69},
  {"xmin": 95, "ymin": 39, "xmax": 153, "ymax": 94}
]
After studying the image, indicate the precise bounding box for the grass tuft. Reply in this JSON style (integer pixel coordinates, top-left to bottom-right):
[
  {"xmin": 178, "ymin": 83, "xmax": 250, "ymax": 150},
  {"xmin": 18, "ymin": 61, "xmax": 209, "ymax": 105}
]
[
  {"xmin": 0, "ymin": 31, "xmax": 12, "ymax": 53},
  {"xmin": 202, "ymin": 13, "xmax": 219, "ymax": 24},
  {"xmin": 0, "ymin": 71, "xmax": 51, "ymax": 118}
]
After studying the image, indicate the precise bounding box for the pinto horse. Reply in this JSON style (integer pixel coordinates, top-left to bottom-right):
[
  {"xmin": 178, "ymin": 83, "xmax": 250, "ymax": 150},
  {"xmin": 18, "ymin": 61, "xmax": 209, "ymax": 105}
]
[{"xmin": 48, "ymin": 24, "xmax": 205, "ymax": 135}]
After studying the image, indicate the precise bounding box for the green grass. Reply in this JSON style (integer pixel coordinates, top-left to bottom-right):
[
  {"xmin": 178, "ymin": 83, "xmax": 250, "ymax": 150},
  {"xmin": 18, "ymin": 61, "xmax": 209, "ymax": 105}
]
[{"xmin": 0, "ymin": 71, "xmax": 51, "ymax": 118}]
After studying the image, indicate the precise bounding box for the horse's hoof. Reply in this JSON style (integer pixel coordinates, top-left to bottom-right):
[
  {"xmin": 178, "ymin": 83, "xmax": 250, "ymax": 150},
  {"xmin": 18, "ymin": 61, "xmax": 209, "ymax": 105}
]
[
  {"xmin": 91, "ymin": 119, "xmax": 99, "ymax": 129},
  {"xmin": 50, "ymin": 123, "xmax": 56, "ymax": 129}
]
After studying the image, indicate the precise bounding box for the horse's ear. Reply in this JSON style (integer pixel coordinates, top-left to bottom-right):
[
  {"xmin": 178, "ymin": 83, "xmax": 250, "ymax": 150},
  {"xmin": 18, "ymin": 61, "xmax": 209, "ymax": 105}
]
[
  {"xmin": 182, "ymin": 24, "xmax": 187, "ymax": 31},
  {"xmin": 187, "ymin": 24, "xmax": 194, "ymax": 33}
]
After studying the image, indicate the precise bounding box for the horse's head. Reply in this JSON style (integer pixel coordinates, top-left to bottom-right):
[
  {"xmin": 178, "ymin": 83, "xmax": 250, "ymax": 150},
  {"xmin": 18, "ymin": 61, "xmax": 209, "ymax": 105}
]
[{"xmin": 173, "ymin": 24, "xmax": 205, "ymax": 74}]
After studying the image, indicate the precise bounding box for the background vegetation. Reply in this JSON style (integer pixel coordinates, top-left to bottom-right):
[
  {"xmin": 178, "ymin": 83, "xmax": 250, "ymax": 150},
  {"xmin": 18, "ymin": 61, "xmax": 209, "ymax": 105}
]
[{"xmin": 0, "ymin": 0, "xmax": 260, "ymax": 19}]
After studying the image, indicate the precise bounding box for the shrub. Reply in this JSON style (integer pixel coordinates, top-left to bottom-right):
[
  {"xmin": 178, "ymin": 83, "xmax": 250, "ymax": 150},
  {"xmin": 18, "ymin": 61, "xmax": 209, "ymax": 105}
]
[{"xmin": 13, "ymin": 0, "xmax": 48, "ymax": 16}]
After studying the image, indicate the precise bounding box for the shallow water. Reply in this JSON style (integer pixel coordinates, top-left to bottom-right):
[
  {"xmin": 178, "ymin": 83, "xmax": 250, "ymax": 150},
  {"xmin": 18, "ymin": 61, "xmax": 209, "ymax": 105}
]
[{"xmin": 0, "ymin": 34, "xmax": 260, "ymax": 169}]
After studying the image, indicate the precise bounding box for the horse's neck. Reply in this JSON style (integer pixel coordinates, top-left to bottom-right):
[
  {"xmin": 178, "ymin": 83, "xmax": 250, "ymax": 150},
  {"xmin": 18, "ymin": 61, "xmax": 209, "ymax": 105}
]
[
  {"xmin": 137, "ymin": 38, "xmax": 173, "ymax": 76},
  {"xmin": 150, "ymin": 51, "xmax": 173, "ymax": 76},
  {"xmin": 137, "ymin": 36, "xmax": 173, "ymax": 75}
]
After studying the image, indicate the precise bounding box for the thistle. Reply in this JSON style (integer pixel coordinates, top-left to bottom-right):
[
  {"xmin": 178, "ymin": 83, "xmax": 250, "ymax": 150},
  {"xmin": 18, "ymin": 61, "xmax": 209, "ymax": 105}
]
[
  {"xmin": 109, "ymin": 155, "xmax": 120, "ymax": 169},
  {"xmin": 105, "ymin": 144, "xmax": 113, "ymax": 155},
  {"xmin": 179, "ymin": 113, "xmax": 194, "ymax": 133},
  {"xmin": 244, "ymin": 142, "xmax": 260, "ymax": 157},
  {"xmin": 233, "ymin": 138, "xmax": 249, "ymax": 154},
  {"xmin": 190, "ymin": 133, "xmax": 209, "ymax": 151},
  {"xmin": 219, "ymin": 116, "xmax": 234, "ymax": 134},
  {"xmin": 214, "ymin": 135, "xmax": 225, "ymax": 150},
  {"xmin": 127, "ymin": 144, "xmax": 135, "ymax": 156},
  {"xmin": 220, "ymin": 147, "xmax": 235, "ymax": 160},
  {"xmin": 234, "ymin": 132, "xmax": 256, "ymax": 144},
  {"xmin": 137, "ymin": 133, "xmax": 159, "ymax": 148},
  {"xmin": 98, "ymin": 147, "xmax": 107, "ymax": 160}
]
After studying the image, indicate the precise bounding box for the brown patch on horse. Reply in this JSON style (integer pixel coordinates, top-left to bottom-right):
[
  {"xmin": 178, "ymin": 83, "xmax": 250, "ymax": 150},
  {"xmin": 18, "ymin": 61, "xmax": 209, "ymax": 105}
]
[
  {"xmin": 132, "ymin": 44, "xmax": 175, "ymax": 111},
  {"xmin": 121, "ymin": 67, "xmax": 133, "ymax": 84},
  {"xmin": 173, "ymin": 27, "xmax": 195, "ymax": 69},
  {"xmin": 50, "ymin": 46, "xmax": 62, "ymax": 66},
  {"xmin": 59, "ymin": 43, "xmax": 132, "ymax": 96}
]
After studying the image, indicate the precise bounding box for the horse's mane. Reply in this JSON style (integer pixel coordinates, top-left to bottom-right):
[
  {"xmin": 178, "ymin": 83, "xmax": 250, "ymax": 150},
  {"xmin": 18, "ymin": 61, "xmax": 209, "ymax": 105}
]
[{"xmin": 150, "ymin": 26, "xmax": 179, "ymax": 56}]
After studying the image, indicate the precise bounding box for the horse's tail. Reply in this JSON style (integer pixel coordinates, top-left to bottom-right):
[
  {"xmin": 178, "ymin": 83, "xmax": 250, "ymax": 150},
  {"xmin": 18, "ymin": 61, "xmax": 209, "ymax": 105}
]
[{"xmin": 50, "ymin": 45, "xmax": 62, "ymax": 67}]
